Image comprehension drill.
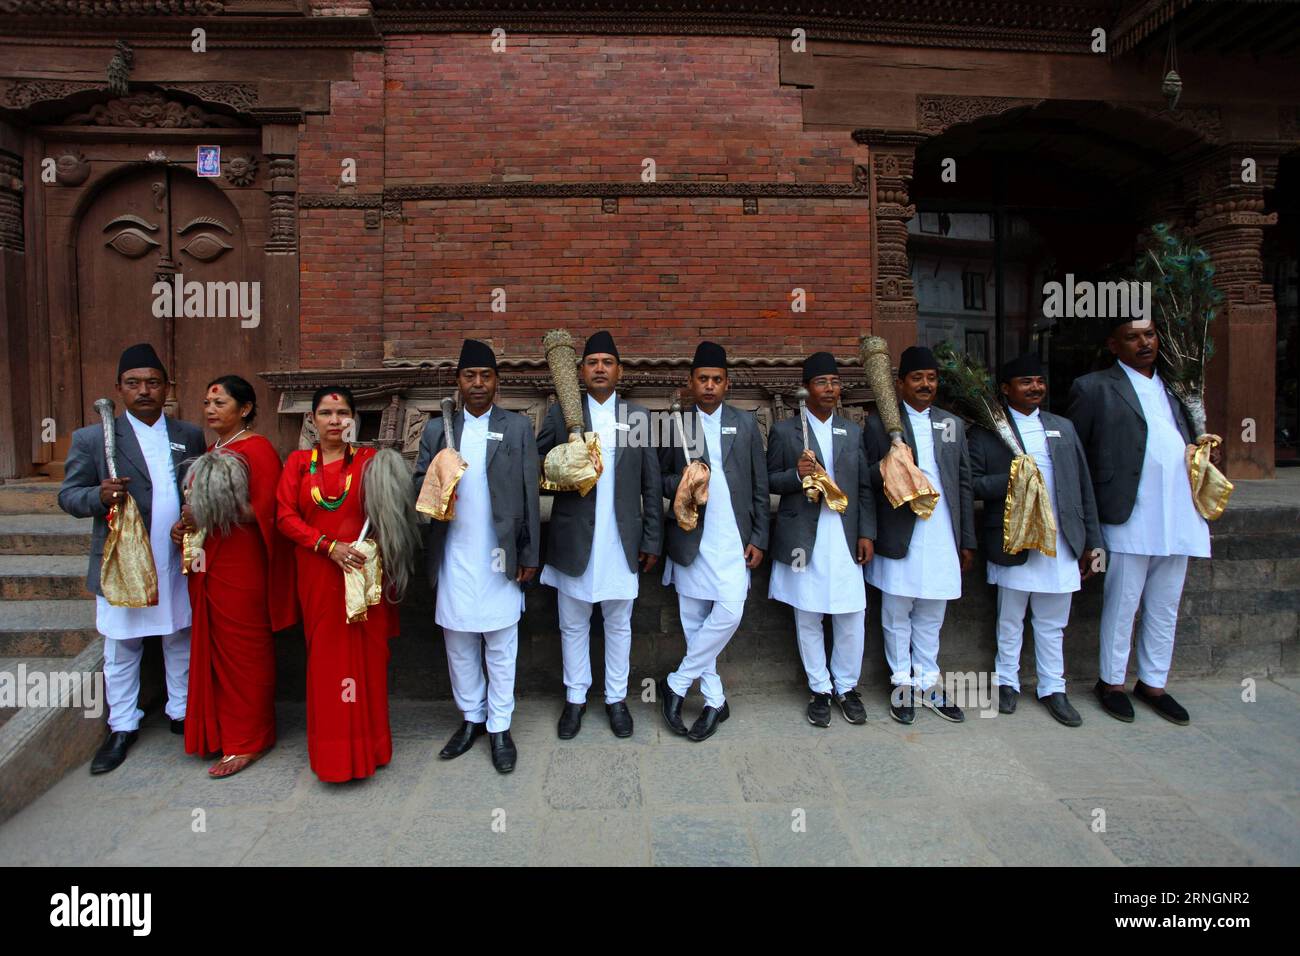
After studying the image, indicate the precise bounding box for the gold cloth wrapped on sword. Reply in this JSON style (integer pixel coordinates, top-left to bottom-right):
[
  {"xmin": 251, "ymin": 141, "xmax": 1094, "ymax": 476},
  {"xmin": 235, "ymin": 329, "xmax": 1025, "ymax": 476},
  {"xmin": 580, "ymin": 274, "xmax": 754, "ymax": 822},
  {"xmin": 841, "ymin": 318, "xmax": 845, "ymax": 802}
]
[
  {"xmin": 858, "ymin": 336, "xmax": 940, "ymax": 519},
  {"xmin": 94, "ymin": 398, "xmax": 159, "ymax": 607},
  {"xmin": 539, "ymin": 328, "xmax": 603, "ymax": 495},
  {"xmin": 794, "ymin": 387, "xmax": 847, "ymax": 514},
  {"xmin": 669, "ymin": 394, "xmax": 709, "ymax": 531},
  {"xmin": 1186, "ymin": 433, "xmax": 1233, "ymax": 521},
  {"xmin": 1003, "ymin": 454, "xmax": 1057, "ymax": 557},
  {"xmin": 416, "ymin": 396, "xmax": 468, "ymax": 522},
  {"xmin": 344, "ymin": 530, "xmax": 383, "ymax": 624}
]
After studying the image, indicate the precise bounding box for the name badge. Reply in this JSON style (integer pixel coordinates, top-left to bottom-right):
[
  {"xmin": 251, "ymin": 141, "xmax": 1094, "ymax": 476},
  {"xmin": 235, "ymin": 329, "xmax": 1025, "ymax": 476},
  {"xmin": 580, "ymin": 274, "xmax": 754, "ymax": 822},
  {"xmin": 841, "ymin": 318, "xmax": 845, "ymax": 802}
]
[
  {"xmin": 486, "ymin": 431, "xmax": 504, "ymax": 441},
  {"xmin": 1046, "ymin": 429, "xmax": 1062, "ymax": 438},
  {"xmin": 721, "ymin": 426, "xmax": 737, "ymax": 435},
  {"xmin": 932, "ymin": 421, "xmax": 946, "ymax": 430},
  {"xmin": 833, "ymin": 427, "xmax": 848, "ymax": 436},
  {"xmin": 614, "ymin": 422, "xmax": 630, "ymax": 431},
  {"xmin": 169, "ymin": 442, "xmax": 186, "ymax": 452}
]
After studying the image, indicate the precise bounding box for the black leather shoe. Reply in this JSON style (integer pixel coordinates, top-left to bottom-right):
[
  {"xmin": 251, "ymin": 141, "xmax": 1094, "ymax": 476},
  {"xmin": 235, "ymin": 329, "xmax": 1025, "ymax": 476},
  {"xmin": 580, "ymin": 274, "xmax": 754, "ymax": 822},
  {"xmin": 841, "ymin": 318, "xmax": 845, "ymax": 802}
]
[
  {"xmin": 1042, "ymin": 692, "xmax": 1082, "ymax": 727},
  {"xmin": 605, "ymin": 701, "xmax": 634, "ymax": 738},
  {"xmin": 169, "ymin": 718, "xmax": 185, "ymax": 735},
  {"xmin": 90, "ymin": 730, "xmax": 138, "ymax": 774},
  {"xmin": 490, "ymin": 730, "xmax": 517, "ymax": 773},
  {"xmin": 687, "ymin": 701, "xmax": 730, "ymax": 742},
  {"xmin": 888, "ymin": 685, "xmax": 915, "ymax": 725},
  {"xmin": 806, "ymin": 691, "xmax": 832, "ymax": 728},
  {"xmin": 557, "ymin": 702, "xmax": 586, "ymax": 739},
  {"xmin": 1094, "ymin": 680, "xmax": 1135, "ymax": 723},
  {"xmin": 438, "ymin": 720, "xmax": 486, "ymax": 759},
  {"xmin": 998, "ymin": 686, "xmax": 1018, "ymax": 715},
  {"xmin": 834, "ymin": 688, "xmax": 868, "ymax": 725},
  {"xmin": 658, "ymin": 678, "xmax": 688, "ymax": 736},
  {"xmin": 1134, "ymin": 682, "xmax": 1190, "ymax": 725}
]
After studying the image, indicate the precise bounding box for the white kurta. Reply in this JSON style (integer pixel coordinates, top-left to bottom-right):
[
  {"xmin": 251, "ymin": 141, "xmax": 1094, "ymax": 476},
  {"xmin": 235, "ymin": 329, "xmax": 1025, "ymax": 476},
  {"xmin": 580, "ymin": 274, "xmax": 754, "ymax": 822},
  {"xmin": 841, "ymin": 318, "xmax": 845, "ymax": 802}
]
[
  {"xmin": 987, "ymin": 407, "xmax": 1081, "ymax": 594},
  {"xmin": 662, "ymin": 404, "xmax": 750, "ymax": 604},
  {"xmin": 1101, "ymin": 363, "xmax": 1210, "ymax": 559},
  {"xmin": 435, "ymin": 406, "xmax": 525, "ymax": 633},
  {"xmin": 95, "ymin": 411, "xmax": 190, "ymax": 640},
  {"xmin": 864, "ymin": 402, "xmax": 961, "ymax": 600},
  {"xmin": 769, "ymin": 410, "xmax": 866, "ymax": 614},
  {"xmin": 540, "ymin": 393, "xmax": 639, "ymax": 602}
]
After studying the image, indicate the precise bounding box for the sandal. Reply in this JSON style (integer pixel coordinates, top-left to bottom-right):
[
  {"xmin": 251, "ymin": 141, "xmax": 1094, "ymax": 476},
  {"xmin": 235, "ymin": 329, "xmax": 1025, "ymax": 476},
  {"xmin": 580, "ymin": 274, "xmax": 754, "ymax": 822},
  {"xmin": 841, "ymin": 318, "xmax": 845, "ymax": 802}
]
[{"xmin": 208, "ymin": 750, "xmax": 267, "ymax": 778}]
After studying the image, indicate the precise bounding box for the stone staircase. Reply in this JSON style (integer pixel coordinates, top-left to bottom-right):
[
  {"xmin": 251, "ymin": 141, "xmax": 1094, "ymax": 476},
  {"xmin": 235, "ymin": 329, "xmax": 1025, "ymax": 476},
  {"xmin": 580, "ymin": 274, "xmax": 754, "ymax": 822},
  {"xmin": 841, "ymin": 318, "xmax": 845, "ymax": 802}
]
[{"xmin": 0, "ymin": 480, "xmax": 105, "ymax": 825}]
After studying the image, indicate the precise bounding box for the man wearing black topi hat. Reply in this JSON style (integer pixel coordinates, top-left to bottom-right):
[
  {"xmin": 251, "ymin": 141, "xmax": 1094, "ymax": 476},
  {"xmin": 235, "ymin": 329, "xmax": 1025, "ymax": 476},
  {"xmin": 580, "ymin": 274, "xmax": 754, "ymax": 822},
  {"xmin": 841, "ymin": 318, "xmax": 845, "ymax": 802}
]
[
  {"xmin": 767, "ymin": 351, "xmax": 876, "ymax": 728},
  {"xmin": 969, "ymin": 353, "xmax": 1102, "ymax": 726},
  {"xmin": 1067, "ymin": 319, "xmax": 1209, "ymax": 726},
  {"xmin": 656, "ymin": 341, "xmax": 769, "ymax": 742},
  {"xmin": 414, "ymin": 338, "xmax": 541, "ymax": 772},
  {"xmin": 58, "ymin": 343, "xmax": 206, "ymax": 773},
  {"xmin": 537, "ymin": 331, "xmax": 662, "ymax": 740},
  {"xmin": 863, "ymin": 344, "xmax": 976, "ymax": 724}
]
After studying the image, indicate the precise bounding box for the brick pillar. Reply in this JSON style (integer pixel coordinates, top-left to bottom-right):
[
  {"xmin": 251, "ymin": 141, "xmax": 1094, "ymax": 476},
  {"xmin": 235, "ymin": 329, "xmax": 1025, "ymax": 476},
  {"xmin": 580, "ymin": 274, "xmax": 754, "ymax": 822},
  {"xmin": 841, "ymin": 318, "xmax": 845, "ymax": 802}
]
[
  {"xmin": 1189, "ymin": 144, "xmax": 1282, "ymax": 479},
  {"xmin": 852, "ymin": 129, "xmax": 927, "ymax": 366}
]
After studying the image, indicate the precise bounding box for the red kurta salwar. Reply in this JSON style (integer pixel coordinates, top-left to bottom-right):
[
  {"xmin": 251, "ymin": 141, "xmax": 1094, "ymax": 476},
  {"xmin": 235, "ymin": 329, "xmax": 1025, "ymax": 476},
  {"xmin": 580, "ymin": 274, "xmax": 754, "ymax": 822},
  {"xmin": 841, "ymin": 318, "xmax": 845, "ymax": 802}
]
[
  {"xmin": 185, "ymin": 434, "xmax": 297, "ymax": 760},
  {"xmin": 276, "ymin": 446, "xmax": 399, "ymax": 783}
]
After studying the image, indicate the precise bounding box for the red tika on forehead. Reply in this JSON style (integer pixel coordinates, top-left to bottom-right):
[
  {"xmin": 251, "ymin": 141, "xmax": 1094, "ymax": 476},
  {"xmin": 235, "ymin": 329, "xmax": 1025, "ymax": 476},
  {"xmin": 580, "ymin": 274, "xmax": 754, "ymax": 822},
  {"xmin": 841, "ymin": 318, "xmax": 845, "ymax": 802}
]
[{"xmin": 328, "ymin": 393, "xmax": 341, "ymax": 401}]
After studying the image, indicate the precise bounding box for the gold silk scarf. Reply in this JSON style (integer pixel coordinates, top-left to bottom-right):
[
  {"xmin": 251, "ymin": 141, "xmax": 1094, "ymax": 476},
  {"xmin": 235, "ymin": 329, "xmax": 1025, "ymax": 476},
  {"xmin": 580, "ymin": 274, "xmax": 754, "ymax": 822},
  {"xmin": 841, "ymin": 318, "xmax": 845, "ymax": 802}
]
[
  {"xmin": 801, "ymin": 463, "xmax": 848, "ymax": 514},
  {"xmin": 1186, "ymin": 434, "xmax": 1233, "ymax": 521},
  {"xmin": 541, "ymin": 432, "xmax": 603, "ymax": 496},
  {"xmin": 182, "ymin": 528, "xmax": 206, "ymax": 575},
  {"xmin": 672, "ymin": 460, "xmax": 711, "ymax": 531},
  {"xmin": 1002, "ymin": 454, "xmax": 1057, "ymax": 557},
  {"xmin": 344, "ymin": 539, "xmax": 384, "ymax": 623},
  {"xmin": 880, "ymin": 439, "xmax": 939, "ymax": 519},
  {"xmin": 416, "ymin": 446, "xmax": 469, "ymax": 522},
  {"xmin": 101, "ymin": 495, "xmax": 159, "ymax": 607}
]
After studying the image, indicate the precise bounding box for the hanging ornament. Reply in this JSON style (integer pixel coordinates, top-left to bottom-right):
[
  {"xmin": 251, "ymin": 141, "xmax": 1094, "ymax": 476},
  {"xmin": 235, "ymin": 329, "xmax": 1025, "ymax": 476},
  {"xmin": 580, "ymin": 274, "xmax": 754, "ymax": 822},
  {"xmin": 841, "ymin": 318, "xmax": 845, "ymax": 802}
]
[{"xmin": 1162, "ymin": 70, "xmax": 1183, "ymax": 111}]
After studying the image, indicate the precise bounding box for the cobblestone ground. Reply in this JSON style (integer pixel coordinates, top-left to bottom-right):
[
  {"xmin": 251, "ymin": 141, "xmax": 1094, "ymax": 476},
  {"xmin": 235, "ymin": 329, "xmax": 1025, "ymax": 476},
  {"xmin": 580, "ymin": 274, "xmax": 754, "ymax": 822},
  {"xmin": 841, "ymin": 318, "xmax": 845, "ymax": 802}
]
[{"xmin": 2, "ymin": 678, "xmax": 1297, "ymax": 866}]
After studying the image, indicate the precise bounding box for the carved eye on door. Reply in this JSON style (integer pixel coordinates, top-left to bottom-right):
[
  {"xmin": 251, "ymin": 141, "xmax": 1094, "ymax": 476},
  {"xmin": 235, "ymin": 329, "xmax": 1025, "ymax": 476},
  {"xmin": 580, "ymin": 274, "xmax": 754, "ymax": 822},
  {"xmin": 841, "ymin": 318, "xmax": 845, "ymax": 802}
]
[
  {"xmin": 104, "ymin": 228, "xmax": 161, "ymax": 259},
  {"xmin": 179, "ymin": 232, "xmax": 233, "ymax": 262}
]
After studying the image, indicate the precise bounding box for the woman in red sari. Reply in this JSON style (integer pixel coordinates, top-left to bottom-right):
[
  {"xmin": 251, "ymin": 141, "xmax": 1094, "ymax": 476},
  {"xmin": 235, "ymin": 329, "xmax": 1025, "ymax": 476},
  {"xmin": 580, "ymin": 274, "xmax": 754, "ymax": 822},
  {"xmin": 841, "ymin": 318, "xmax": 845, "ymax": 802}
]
[
  {"xmin": 275, "ymin": 386, "xmax": 400, "ymax": 783},
  {"xmin": 171, "ymin": 375, "xmax": 297, "ymax": 778}
]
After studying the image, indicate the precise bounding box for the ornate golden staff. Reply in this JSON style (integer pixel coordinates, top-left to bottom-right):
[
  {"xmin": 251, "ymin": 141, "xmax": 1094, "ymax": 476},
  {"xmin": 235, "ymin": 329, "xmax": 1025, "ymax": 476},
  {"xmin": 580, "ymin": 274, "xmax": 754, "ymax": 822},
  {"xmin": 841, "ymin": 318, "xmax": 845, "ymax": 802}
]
[
  {"xmin": 94, "ymin": 397, "xmax": 159, "ymax": 607},
  {"xmin": 859, "ymin": 336, "xmax": 939, "ymax": 518},
  {"xmin": 539, "ymin": 328, "xmax": 602, "ymax": 495}
]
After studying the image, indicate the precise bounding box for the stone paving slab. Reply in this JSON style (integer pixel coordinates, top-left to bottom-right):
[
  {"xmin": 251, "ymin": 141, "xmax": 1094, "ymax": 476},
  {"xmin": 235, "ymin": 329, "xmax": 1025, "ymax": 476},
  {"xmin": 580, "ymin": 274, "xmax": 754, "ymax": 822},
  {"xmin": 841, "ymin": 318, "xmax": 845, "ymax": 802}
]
[{"xmin": 0, "ymin": 678, "xmax": 1297, "ymax": 866}]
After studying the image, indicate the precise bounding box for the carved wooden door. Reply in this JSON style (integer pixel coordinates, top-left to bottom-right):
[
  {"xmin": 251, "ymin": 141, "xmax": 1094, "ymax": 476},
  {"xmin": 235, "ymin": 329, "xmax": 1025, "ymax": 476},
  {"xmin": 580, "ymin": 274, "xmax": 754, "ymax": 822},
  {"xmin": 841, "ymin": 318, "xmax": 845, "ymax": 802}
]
[{"xmin": 75, "ymin": 166, "xmax": 268, "ymax": 429}]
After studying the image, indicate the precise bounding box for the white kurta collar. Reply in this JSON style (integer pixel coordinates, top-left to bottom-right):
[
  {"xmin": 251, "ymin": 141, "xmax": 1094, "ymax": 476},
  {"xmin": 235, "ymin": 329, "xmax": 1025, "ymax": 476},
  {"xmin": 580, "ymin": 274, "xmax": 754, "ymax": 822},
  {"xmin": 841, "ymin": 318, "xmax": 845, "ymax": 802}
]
[{"xmin": 904, "ymin": 401, "xmax": 931, "ymax": 419}]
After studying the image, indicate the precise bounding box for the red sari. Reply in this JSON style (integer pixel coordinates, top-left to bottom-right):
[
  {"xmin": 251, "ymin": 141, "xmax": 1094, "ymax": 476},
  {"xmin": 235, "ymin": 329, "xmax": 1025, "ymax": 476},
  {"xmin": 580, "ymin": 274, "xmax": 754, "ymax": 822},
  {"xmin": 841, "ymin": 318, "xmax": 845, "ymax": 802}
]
[
  {"xmin": 275, "ymin": 445, "xmax": 399, "ymax": 783},
  {"xmin": 185, "ymin": 434, "xmax": 297, "ymax": 759}
]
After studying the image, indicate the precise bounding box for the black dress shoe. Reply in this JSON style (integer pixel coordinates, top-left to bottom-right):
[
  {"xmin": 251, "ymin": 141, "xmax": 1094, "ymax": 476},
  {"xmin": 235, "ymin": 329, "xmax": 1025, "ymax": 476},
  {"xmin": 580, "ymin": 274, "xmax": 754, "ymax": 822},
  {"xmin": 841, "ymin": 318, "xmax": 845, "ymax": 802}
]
[
  {"xmin": 998, "ymin": 686, "xmax": 1018, "ymax": 715},
  {"xmin": 1042, "ymin": 692, "xmax": 1082, "ymax": 727},
  {"xmin": 90, "ymin": 730, "xmax": 138, "ymax": 774},
  {"xmin": 169, "ymin": 718, "xmax": 185, "ymax": 735},
  {"xmin": 1133, "ymin": 682, "xmax": 1190, "ymax": 725},
  {"xmin": 806, "ymin": 691, "xmax": 832, "ymax": 728},
  {"xmin": 557, "ymin": 702, "xmax": 586, "ymax": 739},
  {"xmin": 490, "ymin": 730, "xmax": 517, "ymax": 773},
  {"xmin": 889, "ymin": 685, "xmax": 915, "ymax": 725},
  {"xmin": 438, "ymin": 720, "xmax": 486, "ymax": 759},
  {"xmin": 687, "ymin": 701, "xmax": 730, "ymax": 742},
  {"xmin": 1094, "ymin": 680, "xmax": 1135, "ymax": 723},
  {"xmin": 605, "ymin": 701, "xmax": 634, "ymax": 738},
  {"xmin": 834, "ymin": 688, "xmax": 868, "ymax": 725},
  {"xmin": 658, "ymin": 678, "xmax": 688, "ymax": 736}
]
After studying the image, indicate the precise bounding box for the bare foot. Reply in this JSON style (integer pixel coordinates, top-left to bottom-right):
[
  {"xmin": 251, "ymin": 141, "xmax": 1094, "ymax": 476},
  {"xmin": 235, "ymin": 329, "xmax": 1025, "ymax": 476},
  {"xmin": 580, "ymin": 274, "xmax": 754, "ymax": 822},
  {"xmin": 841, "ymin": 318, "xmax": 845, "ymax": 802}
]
[{"xmin": 208, "ymin": 752, "xmax": 265, "ymax": 778}]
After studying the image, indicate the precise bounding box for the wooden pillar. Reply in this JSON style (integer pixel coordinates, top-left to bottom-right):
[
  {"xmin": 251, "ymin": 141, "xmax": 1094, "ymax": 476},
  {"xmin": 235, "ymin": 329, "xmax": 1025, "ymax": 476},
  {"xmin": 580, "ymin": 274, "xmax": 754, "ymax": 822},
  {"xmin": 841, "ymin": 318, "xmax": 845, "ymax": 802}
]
[
  {"xmin": 1189, "ymin": 143, "xmax": 1282, "ymax": 479},
  {"xmin": 0, "ymin": 127, "xmax": 29, "ymax": 478},
  {"xmin": 853, "ymin": 129, "xmax": 927, "ymax": 366}
]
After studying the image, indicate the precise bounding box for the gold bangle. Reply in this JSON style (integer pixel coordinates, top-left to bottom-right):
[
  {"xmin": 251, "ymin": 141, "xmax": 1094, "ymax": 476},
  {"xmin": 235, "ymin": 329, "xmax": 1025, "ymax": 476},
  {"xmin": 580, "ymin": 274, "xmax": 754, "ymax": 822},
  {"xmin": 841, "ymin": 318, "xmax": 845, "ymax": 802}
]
[
  {"xmin": 327, "ymin": 540, "xmax": 338, "ymax": 556},
  {"xmin": 313, "ymin": 535, "xmax": 327, "ymax": 552}
]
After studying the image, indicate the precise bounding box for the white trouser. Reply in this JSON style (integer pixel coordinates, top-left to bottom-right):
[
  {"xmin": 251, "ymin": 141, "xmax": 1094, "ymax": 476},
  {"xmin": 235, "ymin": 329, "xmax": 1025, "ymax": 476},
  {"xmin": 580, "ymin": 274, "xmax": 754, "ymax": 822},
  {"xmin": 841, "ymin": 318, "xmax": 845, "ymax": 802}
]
[
  {"xmin": 557, "ymin": 592, "xmax": 634, "ymax": 705},
  {"xmin": 879, "ymin": 593, "xmax": 947, "ymax": 690},
  {"xmin": 995, "ymin": 587, "xmax": 1072, "ymax": 697},
  {"xmin": 443, "ymin": 625, "xmax": 518, "ymax": 733},
  {"xmin": 102, "ymin": 629, "xmax": 191, "ymax": 733},
  {"xmin": 794, "ymin": 608, "xmax": 865, "ymax": 695},
  {"xmin": 668, "ymin": 596, "xmax": 744, "ymax": 709},
  {"xmin": 1099, "ymin": 552, "xmax": 1188, "ymax": 688}
]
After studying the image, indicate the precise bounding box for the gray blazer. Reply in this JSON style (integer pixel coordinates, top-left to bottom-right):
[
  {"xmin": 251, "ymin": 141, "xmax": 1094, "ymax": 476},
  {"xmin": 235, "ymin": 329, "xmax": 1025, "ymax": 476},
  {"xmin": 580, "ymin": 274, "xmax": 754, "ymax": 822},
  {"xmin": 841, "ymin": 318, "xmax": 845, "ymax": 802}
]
[
  {"xmin": 658, "ymin": 403, "xmax": 769, "ymax": 567},
  {"xmin": 767, "ymin": 413, "xmax": 875, "ymax": 566},
  {"xmin": 1066, "ymin": 362, "xmax": 1194, "ymax": 526},
  {"xmin": 968, "ymin": 410, "xmax": 1102, "ymax": 567},
  {"xmin": 58, "ymin": 413, "xmax": 206, "ymax": 596},
  {"xmin": 862, "ymin": 404, "xmax": 976, "ymax": 560},
  {"xmin": 412, "ymin": 405, "xmax": 541, "ymax": 589},
  {"xmin": 536, "ymin": 397, "xmax": 662, "ymax": 576}
]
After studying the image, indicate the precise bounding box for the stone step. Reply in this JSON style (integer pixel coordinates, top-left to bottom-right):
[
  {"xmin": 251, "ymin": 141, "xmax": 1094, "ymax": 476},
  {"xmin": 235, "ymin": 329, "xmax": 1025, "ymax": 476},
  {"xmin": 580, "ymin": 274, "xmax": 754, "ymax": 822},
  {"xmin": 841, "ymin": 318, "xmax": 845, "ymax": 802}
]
[
  {"xmin": 0, "ymin": 514, "xmax": 92, "ymax": 555},
  {"xmin": 0, "ymin": 482, "xmax": 63, "ymax": 515},
  {"xmin": 0, "ymin": 600, "xmax": 97, "ymax": 657},
  {"xmin": 0, "ymin": 556, "xmax": 89, "ymax": 601}
]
